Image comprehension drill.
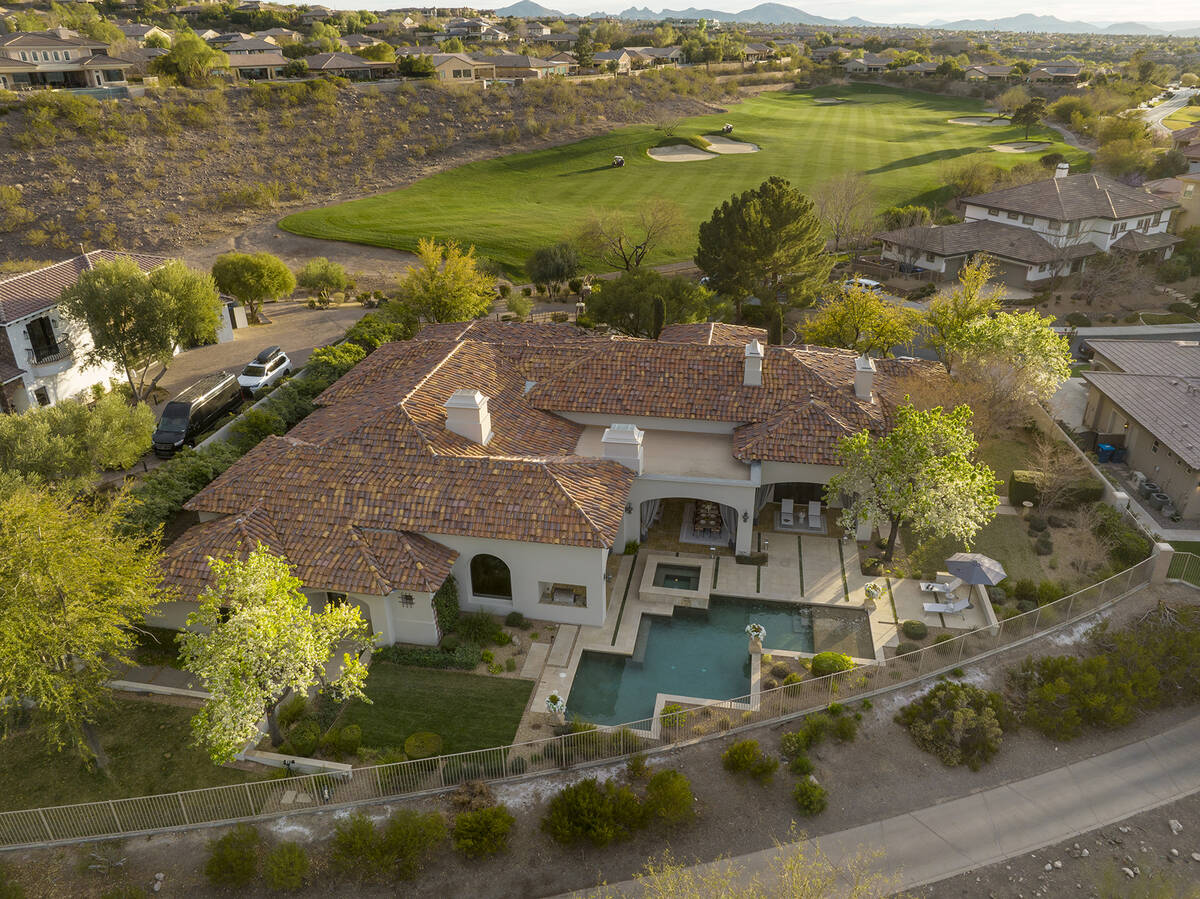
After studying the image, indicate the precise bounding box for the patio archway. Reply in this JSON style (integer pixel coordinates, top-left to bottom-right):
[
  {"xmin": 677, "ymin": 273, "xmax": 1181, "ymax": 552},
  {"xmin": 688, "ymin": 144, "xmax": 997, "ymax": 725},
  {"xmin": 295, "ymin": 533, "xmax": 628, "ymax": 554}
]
[{"xmin": 470, "ymin": 553, "xmax": 512, "ymax": 600}]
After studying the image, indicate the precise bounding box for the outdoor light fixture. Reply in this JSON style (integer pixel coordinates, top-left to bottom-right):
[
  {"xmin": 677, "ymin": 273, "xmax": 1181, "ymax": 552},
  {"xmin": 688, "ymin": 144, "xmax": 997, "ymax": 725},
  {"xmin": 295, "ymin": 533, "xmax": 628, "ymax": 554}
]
[
  {"xmin": 742, "ymin": 511, "xmax": 749, "ymax": 522},
  {"xmin": 625, "ymin": 503, "xmax": 633, "ymax": 513}
]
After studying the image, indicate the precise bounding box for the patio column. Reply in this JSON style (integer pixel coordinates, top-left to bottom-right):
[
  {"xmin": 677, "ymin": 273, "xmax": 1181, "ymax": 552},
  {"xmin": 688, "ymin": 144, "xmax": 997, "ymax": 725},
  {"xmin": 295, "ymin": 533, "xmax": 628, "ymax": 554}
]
[{"xmin": 735, "ymin": 506, "xmax": 753, "ymax": 555}]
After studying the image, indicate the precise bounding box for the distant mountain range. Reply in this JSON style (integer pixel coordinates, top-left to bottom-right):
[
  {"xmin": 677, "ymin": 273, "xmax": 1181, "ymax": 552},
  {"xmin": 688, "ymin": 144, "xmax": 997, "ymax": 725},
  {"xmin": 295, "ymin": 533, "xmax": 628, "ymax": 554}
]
[{"xmin": 492, "ymin": 2, "xmax": 1200, "ymax": 35}]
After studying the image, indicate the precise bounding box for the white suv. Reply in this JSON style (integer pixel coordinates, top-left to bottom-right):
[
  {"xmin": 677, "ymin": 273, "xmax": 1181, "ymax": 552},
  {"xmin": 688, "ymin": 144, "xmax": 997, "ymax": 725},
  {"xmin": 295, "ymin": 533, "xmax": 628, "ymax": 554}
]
[{"xmin": 237, "ymin": 345, "xmax": 291, "ymax": 396}]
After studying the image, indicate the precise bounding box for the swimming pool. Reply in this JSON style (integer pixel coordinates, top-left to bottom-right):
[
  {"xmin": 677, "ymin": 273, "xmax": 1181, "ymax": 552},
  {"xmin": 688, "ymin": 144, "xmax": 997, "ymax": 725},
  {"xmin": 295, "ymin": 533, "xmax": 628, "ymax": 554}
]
[{"xmin": 567, "ymin": 596, "xmax": 872, "ymax": 725}]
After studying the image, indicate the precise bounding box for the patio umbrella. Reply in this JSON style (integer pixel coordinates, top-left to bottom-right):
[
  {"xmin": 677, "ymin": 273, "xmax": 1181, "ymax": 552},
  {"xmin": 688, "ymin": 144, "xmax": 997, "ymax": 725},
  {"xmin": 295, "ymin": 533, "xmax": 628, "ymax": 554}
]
[{"xmin": 945, "ymin": 552, "xmax": 1007, "ymax": 586}]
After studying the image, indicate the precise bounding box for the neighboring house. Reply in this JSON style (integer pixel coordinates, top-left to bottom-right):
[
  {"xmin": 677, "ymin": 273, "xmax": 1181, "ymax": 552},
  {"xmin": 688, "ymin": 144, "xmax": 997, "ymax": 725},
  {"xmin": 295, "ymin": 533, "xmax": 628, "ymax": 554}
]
[
  {"xmin": 446, "ymin": 18, "xmax": 508, "ymax": 42},
  {"xmin": 593, "ymin": 48, "xmax": 632, "ymax": 74},
  {"xmin": 481, "ymin": 53, "xmax": 568, "ymax": 78},
  {"xmin": 1080, "ymin": 339, "xmax": 1200, "ymax": 520},
  {"xmin": 227, "ymin": 50, "xmax": 287, "ymax": 79},
  {"xmin": 430, "ymin": 52, "xmax": 494, "ymax": 82},
  {"xmin": 843, "ymin": 52, "xmax": 888, "ymax": 74},
  {"xmin": 0, "ymin": 251, "xmax": 168, "ymax": 413},
  {"xmin": 340, "ymin": 33, "xmax": 384, "ymax": 50},
  {"xmin": 1143, "ymin": 172, "xmax": 1200, "ymax": 230},
  {"xmin": 1027, "ymin": 60, "xmax": 1083, "ymax": 82},
  {"xmin": 219, "ymin": 37, "xmax": 282, "ymax": 56},
  {"xmin": 255, "ymin": 27, "xmax": 302, "ymax": 44},
  {"xmin": 964, "ymin": 64, "xmax": 1013, "ymax": 81},
  {"xmin": 625, "ymin": 46, "xmax": 682, "ymax": 67},
  {"xmin": 297, "ymin": 5, "xmax": 333, "ymax": 25},
  {"xmin": 1170, "ymin": 124, "xmax": 1200, "ymax": 152},
  {"xmin": 810, "ymin": 44, "xmax": 850, "ymax": 61},
  {"xmin": 743, "ymin": 42, "xmax": 776, "ymax": 62},
  {"xmin": 117, "ymin": 23, "xmax": 173, "ymax": 46},
  {"xmin": 303, "ymin": 51, "xmax": 394, "ymax": 79},
  {"xmin": 541, "ymin": 32, "xmax": 577, "ymax": 49},
  {"xmin": 157, "ymin": 321, "xmax": 935, "ymax": 646},
  {"xmin": 547, "ymin": 50, "xmax": 577, "ymax": 74},
  {"xmin": 876, "ymin": 167, "xmax": 1179, "ymax": 286},
  {"xmin": 207, "ymin": 32, "xmax": 255, "ymax": 46},
  {"xmin": 0, "ymin": 31, "xmax": 134, "ymax": 90},
  {"xmin": 525, "ymin": 21, "xmax": 551, "ymax": 38},
  {"xmin": 896, "ymin": 60, "xmax": 937, "ymax": 76}
]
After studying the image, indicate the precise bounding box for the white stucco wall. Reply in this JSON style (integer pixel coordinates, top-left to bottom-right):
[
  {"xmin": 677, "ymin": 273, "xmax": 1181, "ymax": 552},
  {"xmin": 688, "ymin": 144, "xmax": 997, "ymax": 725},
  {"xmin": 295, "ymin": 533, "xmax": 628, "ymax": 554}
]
[
  {"xmin": 428, "ymin": 533, "xmax": 611, "ymax": 628},
  {"xmin": 962, "ymin": 203, "xmax": 1171, "ymax": 252},
  {"xmin": 619, "ymin": 475, "xmax": 759, "ymax": 554},
  {"xmin": 3, "ymin": 312, "xmax": 118, "ymax": 410}
]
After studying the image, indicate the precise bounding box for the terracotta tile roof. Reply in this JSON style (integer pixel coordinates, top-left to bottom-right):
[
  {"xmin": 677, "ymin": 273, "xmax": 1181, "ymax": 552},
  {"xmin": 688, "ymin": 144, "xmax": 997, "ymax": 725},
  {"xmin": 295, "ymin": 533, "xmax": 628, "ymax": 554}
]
[
  {"xmin": 658, "ymin": 322, "xmax": 768, "ymax": 346},
  {"xmin": 0, "ymin": 250, "xmax": 168, "ymax": 324}
]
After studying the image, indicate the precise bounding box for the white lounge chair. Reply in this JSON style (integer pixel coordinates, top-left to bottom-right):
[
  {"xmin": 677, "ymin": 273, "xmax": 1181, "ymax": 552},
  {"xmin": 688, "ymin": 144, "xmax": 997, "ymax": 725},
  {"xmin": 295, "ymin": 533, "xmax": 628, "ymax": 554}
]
[
  {"xmin": 781, "ymin": 498, "xmax": 794, "ymax": 527},
  {"xmin": 923, "ymin": 597, "xmax": 971, "ymax": 615},
  {"xmin": 807, "ymin": 501, "xmax": 821, "ymax": 527},
  {"xmin": 919, "ymin": 576, "xmax": 963, "ymax": 595}
]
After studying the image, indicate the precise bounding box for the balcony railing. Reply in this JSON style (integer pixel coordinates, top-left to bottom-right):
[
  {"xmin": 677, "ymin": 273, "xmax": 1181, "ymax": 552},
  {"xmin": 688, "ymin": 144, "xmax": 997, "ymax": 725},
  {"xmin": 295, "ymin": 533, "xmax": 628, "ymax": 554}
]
[{"xmin": 29, "ymin": 339, "xmax": 73, "ymax": 366}]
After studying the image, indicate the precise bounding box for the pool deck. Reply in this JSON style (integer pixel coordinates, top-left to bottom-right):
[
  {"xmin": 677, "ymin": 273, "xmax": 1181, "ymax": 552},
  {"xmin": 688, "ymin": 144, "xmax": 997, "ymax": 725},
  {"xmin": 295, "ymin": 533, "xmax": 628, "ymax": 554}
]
[{"xmin": 524, "ymin": 530, "xmax": 999, "ymax": 737}]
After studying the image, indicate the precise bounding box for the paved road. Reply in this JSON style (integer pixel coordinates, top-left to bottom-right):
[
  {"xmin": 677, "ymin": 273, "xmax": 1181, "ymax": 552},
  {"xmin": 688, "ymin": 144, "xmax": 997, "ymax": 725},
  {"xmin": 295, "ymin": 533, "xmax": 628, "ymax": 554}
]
[
  {"xmin": 576, "ymin": 714, "xmax": 1200, "ymax": 897},
  {"xmin": 1141, "ymin": 88, "xmax": 1198, "ymax": 137}
]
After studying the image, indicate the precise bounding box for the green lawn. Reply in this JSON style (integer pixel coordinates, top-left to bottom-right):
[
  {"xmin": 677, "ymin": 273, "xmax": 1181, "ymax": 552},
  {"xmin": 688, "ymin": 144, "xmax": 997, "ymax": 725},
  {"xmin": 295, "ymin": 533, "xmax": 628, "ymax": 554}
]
[
  {"xmin": 1163, "ymin": 106, "xmax": 1200, "ymax": 132},
  {"xmin": 337, "ymin": 663, "xmax": 533, "ymax": 755},
  {"xmin": 280, "ymin": 84, "xmax": 1084, "ymax": 275},
  {"xmin": 0, "ymin": 699, "xmax": 250, "ymax": 812},
  {"xmin": 977, "ymin": 435, "xmax": 1034, "ymax": 492},
  {"xmin": 902, "ymin": 514, "xmax": 1047, "ymax": 584}
]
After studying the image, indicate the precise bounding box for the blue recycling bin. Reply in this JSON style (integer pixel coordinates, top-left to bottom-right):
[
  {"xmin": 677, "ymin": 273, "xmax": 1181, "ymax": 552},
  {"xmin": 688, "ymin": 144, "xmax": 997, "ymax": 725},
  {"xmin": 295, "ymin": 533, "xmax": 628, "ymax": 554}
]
[{"xmin": 1096, "ymin": 443, "xmax": 1115, "ymax": 463}]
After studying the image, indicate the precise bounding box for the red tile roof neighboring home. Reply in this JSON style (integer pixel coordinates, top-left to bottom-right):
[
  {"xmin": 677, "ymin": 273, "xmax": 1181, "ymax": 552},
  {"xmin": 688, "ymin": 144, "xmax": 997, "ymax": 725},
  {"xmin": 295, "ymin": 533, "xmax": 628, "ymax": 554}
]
[
  {"xmin": 657, "ymin": 322, "xmax": 768, "ymax": 346},
  {"xmin": 0, "ymin": 250, "xmax": 169, "ymax": 324}
]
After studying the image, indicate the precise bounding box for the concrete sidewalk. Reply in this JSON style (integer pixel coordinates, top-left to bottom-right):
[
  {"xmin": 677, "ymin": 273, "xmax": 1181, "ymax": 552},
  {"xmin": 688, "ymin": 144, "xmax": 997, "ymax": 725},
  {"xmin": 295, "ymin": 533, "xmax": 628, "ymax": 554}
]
[{"xmin": 575, "ymin": 714, "xmax": 1200, "ymax": 897}]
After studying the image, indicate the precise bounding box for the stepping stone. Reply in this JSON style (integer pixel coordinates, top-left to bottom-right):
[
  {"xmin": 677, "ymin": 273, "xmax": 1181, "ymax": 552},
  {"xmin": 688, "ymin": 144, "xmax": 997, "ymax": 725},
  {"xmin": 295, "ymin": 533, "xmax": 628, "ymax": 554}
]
[{"xmin": 520, "ymin": 641, "xmax": 550, "ymax": 679}]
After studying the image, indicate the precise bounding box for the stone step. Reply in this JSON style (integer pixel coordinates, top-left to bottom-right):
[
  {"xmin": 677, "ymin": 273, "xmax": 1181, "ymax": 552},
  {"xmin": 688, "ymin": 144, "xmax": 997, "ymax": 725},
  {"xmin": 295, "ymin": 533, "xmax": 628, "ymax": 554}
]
[
  {"xmin": 546, "ymin": 624, "xmax": 578, "ymax": 668},
  {"xmin": 520, "ymin": 640, "xmax": 550, "ymax": 679}
]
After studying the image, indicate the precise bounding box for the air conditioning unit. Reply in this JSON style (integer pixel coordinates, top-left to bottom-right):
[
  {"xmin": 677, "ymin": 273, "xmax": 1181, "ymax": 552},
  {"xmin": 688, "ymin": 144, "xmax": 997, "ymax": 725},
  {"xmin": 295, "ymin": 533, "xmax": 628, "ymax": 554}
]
[{"xmin": 1130, "ymin": 471, "xmax": 1147, "ymax": 490}]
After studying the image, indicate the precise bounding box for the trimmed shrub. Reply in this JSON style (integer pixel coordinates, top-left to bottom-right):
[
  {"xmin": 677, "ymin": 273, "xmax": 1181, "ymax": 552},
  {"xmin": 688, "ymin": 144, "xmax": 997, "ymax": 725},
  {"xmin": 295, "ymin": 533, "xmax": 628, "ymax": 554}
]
[
  {"xmin": 1061, "ymin": 477, "xmax": 1104, "ymax": 505},
  {"xmin": 895, "ymin": 641, "xmax": 920, "ymax": 655},
  {"xmin": 122, "ymin": 442, "xmax": 242, "ymax": 536},
  {"xmin": 541, "ymin": 777, "xmax": 645, "ymax": 846},
  {"xmin": 810, "ymin": 652, "xmax": 853, "ymax": 677},
  {"xmin": 404, "ymin": 732, "xmax": 443, "ymax": 760},
  {"xmin": 901, "ymin": 619, "xmax": 928, "ymax": 640},
  {"xmin": 339, "ymin": 724, "xmax": 362, "ymax": 756},
  {"xmin": 1064, "ymin": 312, "xmax": 1090, "ymax": 327},
  {"xmin": 264, "ymin": 841, "xmax": 309, "ymax": 891},
  {"xmin": 721, "ymin": 739, "xmax": 778, "ymax": 784},
  {"xmin": 895, "ymin": 681, "xmax": 1014, "ymax": 770},
  {"xmin": 793, "ymin": 778, "xmax": 828, "ymax": 816},
  {"xmin": 456, "ymin": 611, "xmax": 503, "ymax": 645},
  {"xmin": 643, "ymin": 769, "xmax": 696, "ymax": 827},
  {"xmin": 505, "ymin": 611, "xmax": 528, "ymax": 628},
  {"xmin": 1008, "ymin": 470, "xmax": 1039, "ymax": 506},
  {"xmin": 453, "ymin": 804, "xmax": 515, "ymax": 858},
  {"xmin": 287, "ymin": 719, "xmax": 320, "ymax": 757},
  {"xmin": 1028, "ymin": 514, "xmax": 1048, "ymax": 532},
  {"xmin": 344, "ymin": 312, "xmax": 416, "ymax": 352},
  {"xmin": 788, "ymin": 752, "xmax": 814, "ymax": 775},
  {"xmin": 434, "ymin": 576, "xmax": 460, "ymax": 634},
  {"xmin": 305, "ymin": 342, "xmax": 366, "ymax": 385},
  {"xmin": 204, "ymin": 824, "xmax": 260, "ymax": 887},
  {"xmin": 375, "ymin": 640, "xmax": 481, "ymax": 670},
  {"xmin": 770, "ymin": 662, "xmax": 791, "ymax": 678}
]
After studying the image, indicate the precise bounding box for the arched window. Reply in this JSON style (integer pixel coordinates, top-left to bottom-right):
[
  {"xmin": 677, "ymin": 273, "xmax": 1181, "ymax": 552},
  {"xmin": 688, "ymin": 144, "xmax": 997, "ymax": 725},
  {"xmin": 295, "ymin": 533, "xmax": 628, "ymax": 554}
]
[{"xmin": 470, "ymin": 554, "xmax": 512, "ymax": 599}]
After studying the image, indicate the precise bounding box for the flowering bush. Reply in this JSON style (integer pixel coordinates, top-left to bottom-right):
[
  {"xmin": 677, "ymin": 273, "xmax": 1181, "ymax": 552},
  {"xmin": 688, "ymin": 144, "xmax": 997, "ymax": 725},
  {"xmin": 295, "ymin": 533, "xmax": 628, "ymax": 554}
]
[
  {"xmin": 745, "ymin": 623, "xmax": 766, "ymax": 641},
  {"xmin": 545, "ymin": 693, "xmax": 567, "ymax": 715}
]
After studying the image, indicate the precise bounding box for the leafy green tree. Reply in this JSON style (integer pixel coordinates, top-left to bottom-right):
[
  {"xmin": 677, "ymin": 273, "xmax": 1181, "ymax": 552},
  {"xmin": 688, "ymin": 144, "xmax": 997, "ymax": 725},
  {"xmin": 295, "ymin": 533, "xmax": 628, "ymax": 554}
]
[
  {"xmin": 526, "ymin": 242, "xmax": 580, "ymax": 297},
  {"xmin": 398, "ymin": 55, "xmax": 436, "ymax": 77},
  {"xmin": 283, "ymin": 58, "xmax": 308, "ymax": 78},
  {"xmin": 440, "ymin": 36, "xmax": 465, "ymax": 53},
  {"xmin": 151, "ymin": 30, "xmax": 229, "ymax": 86},
  {"xmin": 143, "ymin": 32, "xmax": 171, "ymax": 50},
  {"xmin": 695, "ymin": 176, "xmax": 833, "ymax": 321},
  {"xmin": 574, "ymin": 24, "xmax": 595, "ymax": 68},
  {"xmin": 211, "ymin": 252, "xmax": 296, "ymax": 325},
  {"xmin": 801, "ymin": 285, "xmax": 918, "ymax": 356},
  {"xmin": 308, "ymin": 21, "xmax": 341, "ymax": 52},
  {"xmin": 179, "ymin": 545, "xmax": 374, "ymax": 762},
  {"xmin": 396, "ymin": 238, "xmax": 495, "ymax": 322},
  {"xmin": 354, "ymin": 42, "xmax": 395, "ymax": 62},
  {"xmin": 584, "ymin": 269, "xmax": 717, "ymax": 338},
  {"xmin": 1010, "ymin": 97, "xmax": 1047, "ymax": 140},
  {"xmin": 0, "ymin": 484, "xmax": 165, "ymax": 759},
  {"xmin": 949, "ymin": 309, "xmax": 1072, "ymax": 407},
  {"xmin": 296, "ymin": 257, "xmax": 350, "ymax": 297},
  {"xmin": 60, "ymin": 257, "xmax": 222, "ymax": 402},
  {"xmin": 827, "ymin": 403, "xmax": 999, "ymax": 561},
  {"xmin": 923, "ymin": 257, "xmax": 1003, "ymax": 373},
  {"xmin": 304, "ymin": 343, "xmax": 366, "ymax": 384}
]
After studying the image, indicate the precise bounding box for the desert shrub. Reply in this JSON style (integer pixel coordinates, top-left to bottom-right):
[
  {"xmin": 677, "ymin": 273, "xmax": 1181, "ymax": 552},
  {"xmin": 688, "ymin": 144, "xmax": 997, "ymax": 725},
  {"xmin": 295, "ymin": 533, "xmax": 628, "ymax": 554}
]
[
  {"xmin": 277, "ymin": 693, "xmax": 308, "ymax": 730},
  {"xmin": 626, "ymin": 752, "xmax": 650, "ymax": 780},
  {"xmin": 933, "ymin": 634, "xmax": 953, "ymax": 645},
  {"xmin": 0, "ymin": 864, "xmax": 23, "ymax": 899},
  {"xmin": 895, "ymin": 641, "xmax": 920, "ymax": 655},
  {"xmin": 721, "ymin": 739, "xmax": 778, "ymax": 784},
  {"xmin": 380, "ymin": 810, "xmax": 446, "ymax": 879},
  {"xmin": 1012, "ymin": 578, "xmax": 1038, "ymax": 602},
  {"xmin": 264, "ymin": 841, "xmax": 309, "ymax": 891},
  {"xmin": 1037, "ymin": 581, "xmax": 1065, "ymax": 604},
  {"xmin": 204, "ymin": 824, "xmax": 260, "ymax": 887},
  {"xmin": 643, "ymin": 769, "xmax": 696, "ymax": 826},
  {"xmin": 660, "ymin": 702, "xmax": 688, "ymax": 728},
  {"xmin": 1064, "ymin": 312, "xmax": 1090, "ymax": 327},
  {"xmin": 339, "ymin": 724, "xmax": 362, "ymax": 756},
  {"xmin": 1034, "ymin": 534, "xmax": 1053, "ymax": 555},
  {"xmin": 901, "ymin": 620, "xmax": 928, "ymax": 640},
  {"xmin": 505, "ymin": 611, "xmax": 528, "ymax": 628},
  {"xmin": 782, "ymin": 672, "xmax": 803, "ymax": 685},
  {"xmin": 896, "ymin": 681, "xmax": 1014, "ymax": 770},
  {"xmin": 404, "ymin": 732, "xmax": 443, "ymax": 759},
  {"xmin": 770, "ymin": 662, "xmax": 791, "ymax": 678},
  {"xmin": 229, "ymin": 406, "xmax": 286, "ymax": 453},
  {"xmin": 456, "ymin": 611, "xmax": 503, "ymax": 645},
  {"xmin": 788, "ymin": 752, "xmax": 814, "ymax": 775},
  {"xmin": 287, "ymin": 719, "xmax": 320, "ymax": 757},
  {"xmin": 453, "ymin": 804, "xmax": 515, "ymax": 858},
  {"xmin": 810, "ymin": 652, "xmax": 853, "ymax": 677},
  {"xmin": 541, "ymin": 777, "xmax": 645, "ymax": 846},
  {"xmin": 793, "ymin": 778, "xmax": 828, "ymax": 816},
  {"xmin": 1091, "ymin": 504, "xmax": 1152, "ymax": 567},
  {"xmin": 832, "ymin": 715, "xmax": 859, "ymax": 742},
  {"xmin": 297, "ymin": 256, "xmax": 349, "ymax": 296}
]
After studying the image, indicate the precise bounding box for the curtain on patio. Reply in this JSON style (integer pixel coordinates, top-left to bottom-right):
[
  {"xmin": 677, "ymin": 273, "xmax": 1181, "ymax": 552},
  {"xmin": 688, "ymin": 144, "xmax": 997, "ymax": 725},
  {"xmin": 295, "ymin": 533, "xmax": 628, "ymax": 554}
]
[
  {"xmin": 639, "ymin": 498, "xmax": 661, "ymax": 541},
  {"xmin": 754, "ymin": 484, "xmax": 775, "ymax": 514},
  {"xmin": 719, "ymin": 504, "xmax": 737, "ymax": 549}
]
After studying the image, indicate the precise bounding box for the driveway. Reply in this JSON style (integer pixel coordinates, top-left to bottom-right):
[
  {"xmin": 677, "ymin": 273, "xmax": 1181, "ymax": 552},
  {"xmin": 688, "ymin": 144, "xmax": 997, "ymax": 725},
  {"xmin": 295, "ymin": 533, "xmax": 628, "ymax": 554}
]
[
  {"xmin": 1140, "ymin": 88, "xmax": 1198, "ymax": 137},
  {"xmin": 154, "ymin": 300, "xmax": 368, "ymax": 409}
]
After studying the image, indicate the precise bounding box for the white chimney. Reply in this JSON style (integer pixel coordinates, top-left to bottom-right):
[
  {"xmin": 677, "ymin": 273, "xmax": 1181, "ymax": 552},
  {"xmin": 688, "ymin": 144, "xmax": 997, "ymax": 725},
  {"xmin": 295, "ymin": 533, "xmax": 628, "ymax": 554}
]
[
  {"xmin": 854, "ymin": 355, "xmax": 876, "ymax": 402},
  {"xmin": 1054, "ymin": 162, "xmax": 1070, "ymax": 179},
  {"xmin": 744, "ymin": 339, "xmax": 764, "ymax": 387},
  {"xmin": 601, "ymin": 423, "xmax": 644, "ymax": 474},
  {"xmin": 444, "ymin": 389, "xmax": 493, "ymax": 445}
]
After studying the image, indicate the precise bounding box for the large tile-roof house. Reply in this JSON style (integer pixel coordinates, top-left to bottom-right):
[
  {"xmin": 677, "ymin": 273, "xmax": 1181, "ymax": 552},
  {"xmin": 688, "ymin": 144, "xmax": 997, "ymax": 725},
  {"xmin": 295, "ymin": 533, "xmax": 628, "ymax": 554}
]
[
  {"xmin": 1081, "ymin": 339, "xmax": 1200, "ymax": 520},
  {"xmin": 876, "ymin": 167, "xmax": 1179, "ymax": 286},
  {"xmin": 0, "ymin": 251, "xmax": 168, "ymax": 412},
  {"xmin": 158, "ymin": 322, "xmax": 935, "ymax": 646},
  {"xmin": 0, "ymin": 30, "xmax": 134, "ymax": 90}
]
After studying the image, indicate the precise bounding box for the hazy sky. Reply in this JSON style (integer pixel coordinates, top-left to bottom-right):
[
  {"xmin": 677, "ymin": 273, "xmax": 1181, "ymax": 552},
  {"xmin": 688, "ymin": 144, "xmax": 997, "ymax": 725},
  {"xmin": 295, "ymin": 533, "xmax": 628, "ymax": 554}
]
[{"xmin": 324, "ymin": 1, "xmax": 1199, "ymax": 25}]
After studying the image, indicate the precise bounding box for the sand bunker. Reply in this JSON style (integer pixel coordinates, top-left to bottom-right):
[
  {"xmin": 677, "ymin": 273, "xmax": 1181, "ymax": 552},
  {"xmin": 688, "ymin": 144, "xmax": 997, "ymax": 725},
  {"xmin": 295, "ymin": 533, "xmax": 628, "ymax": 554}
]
[
  {"xmin": 647, "ymin": 145, "xmax": 717, "ymax": 162},
  {"xmin": 814, "ymin": 98, "xmax": 846, "ymax": 105},
  {"xmin": 949, "ymin": 116, "xmax": 1010, "ymax": 126},
  {"xmin": 990, "ymin": 140, "xmax": 1049, "ymax": 153},
  {"xmin": 704, "ymin": 135, "xmax": 761, "ymax": 154}
]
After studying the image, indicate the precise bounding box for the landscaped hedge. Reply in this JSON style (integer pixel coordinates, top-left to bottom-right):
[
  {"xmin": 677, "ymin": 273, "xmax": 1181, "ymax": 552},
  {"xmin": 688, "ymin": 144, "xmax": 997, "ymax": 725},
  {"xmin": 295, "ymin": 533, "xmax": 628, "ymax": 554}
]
[
  {"xmin": 1008, "ymin": 470, "xmax": 1039, "ymax": 506},
  {"xmin": 1061, "ymin": 477, "xmax": 1104, "ymax": 505},
  {"xmin": 374, "ymin": 641, "xmax": 482, "ymax": 670}
]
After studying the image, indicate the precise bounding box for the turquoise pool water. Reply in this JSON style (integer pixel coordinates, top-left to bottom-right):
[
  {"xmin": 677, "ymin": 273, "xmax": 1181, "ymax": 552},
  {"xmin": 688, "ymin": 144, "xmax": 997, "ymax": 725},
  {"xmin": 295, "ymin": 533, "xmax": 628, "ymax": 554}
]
[
  {"xmin": 567, "ymin": 596, "xmax": 870, "ymax": 726},
  {"xmin": 653, "ymin": 563, "xmax": 701, "ymax": 590}
]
